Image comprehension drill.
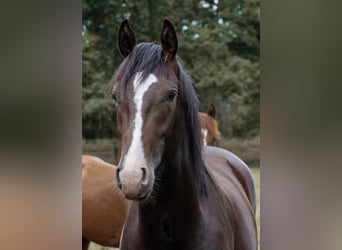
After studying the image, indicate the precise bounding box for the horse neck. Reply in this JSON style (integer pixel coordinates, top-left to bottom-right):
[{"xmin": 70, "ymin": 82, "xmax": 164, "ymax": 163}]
[
  {"xmin": 133, "ymin": 110, "xmax": 206, "ymax": 248},
  {"xmin": 142, "ymin": 113, "xmax": 203, "ymax": 218}
]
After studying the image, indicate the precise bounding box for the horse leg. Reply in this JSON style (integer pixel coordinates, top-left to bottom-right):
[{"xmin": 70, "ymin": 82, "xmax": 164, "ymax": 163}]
[{"xmin": 82, "ymin": 236, "xmax": 90, "ymax": 250}]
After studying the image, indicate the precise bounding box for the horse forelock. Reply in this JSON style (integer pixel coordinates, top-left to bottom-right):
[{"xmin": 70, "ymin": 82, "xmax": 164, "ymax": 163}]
[{"xmin": 111, "ymin": 43, "xmax": 170, "ymax": 90}]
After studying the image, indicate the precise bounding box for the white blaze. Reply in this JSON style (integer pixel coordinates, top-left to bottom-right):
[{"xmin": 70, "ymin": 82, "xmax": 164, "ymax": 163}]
[
  {"xmin": 123, "ymin": 72, "xmax": 157, "ymax": 170},
  {"xmin": 201, "ymin": 128, "xmax": 208, "ymax": 146}
]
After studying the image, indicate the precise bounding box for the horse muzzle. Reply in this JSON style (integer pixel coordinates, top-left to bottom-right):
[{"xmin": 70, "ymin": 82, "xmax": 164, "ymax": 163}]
[{"xmin": 116, "ymin": 165, "xmax": 153, "ymax": 200}]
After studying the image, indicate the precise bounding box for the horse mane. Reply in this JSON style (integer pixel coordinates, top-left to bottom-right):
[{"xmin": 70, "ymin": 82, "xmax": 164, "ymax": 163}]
[
  {"xmin": 110, "ymin": 42, "xmax": 207, "ymax": 193},
  {"xmin": 176, "ymin": 60, "xmax": 207, "ymax": 193}
]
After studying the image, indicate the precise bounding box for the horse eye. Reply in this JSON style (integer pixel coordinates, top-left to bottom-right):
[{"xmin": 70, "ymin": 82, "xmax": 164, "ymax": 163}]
[{"xmin": 166, "ymin": 90, "xmax": 178, "ymax": 102}]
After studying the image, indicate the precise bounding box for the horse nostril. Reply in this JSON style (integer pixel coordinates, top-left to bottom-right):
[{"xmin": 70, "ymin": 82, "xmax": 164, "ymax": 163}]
[
  {"xmin": 140, "ymin": 167, "xmax": 148, "ymax": 185},
  {"xmin": 116, "ymin": 167, "xmax": 122, "ymax": 190}
]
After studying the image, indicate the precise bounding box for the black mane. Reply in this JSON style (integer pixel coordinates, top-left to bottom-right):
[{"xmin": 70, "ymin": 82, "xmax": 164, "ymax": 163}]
[
  {"xmin": 111, "ymin": 42, "xmax": 206, "ymax": 193},
  {"xmin": 176, "ymin": 60, "xmax": 207, "ymax": 193}
]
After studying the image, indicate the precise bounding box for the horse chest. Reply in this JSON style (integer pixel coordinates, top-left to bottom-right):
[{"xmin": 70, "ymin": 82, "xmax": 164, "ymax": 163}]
[{"xmin": 122, "ymin": 209, "xmax": 202, "ymax": 250}]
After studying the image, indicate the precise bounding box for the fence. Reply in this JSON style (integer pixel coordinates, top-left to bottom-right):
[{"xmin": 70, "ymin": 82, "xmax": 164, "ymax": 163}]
[
  {"xmin": 82, "ymin": 136, "xmax": 260, "ymax": 167},
  {"xmin": 82, "ymin": 138, "xmax": 121, "ymax": 164}
]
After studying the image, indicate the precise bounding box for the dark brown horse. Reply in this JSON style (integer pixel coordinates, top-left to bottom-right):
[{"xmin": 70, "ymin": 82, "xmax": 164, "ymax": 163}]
[
  {"xmin": 199, "ymin": 102, "xmax": 221, "ymax": 146},
  {"xmin": 82, "ymin": 155, "xmax": 130, "ymax": 250},
  {"xmin": 82, "ymin": 111, "xmax": 220, "ymax": 250},
  {"xmin": 111, "ymin": 19, "xmax": 257, "ymax": 250}
]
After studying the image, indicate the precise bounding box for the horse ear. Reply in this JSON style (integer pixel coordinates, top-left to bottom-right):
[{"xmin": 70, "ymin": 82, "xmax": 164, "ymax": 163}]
[
  {"xmin": 160, "ymin": 19, "xmax": 178, "ymax": 61},
  {"xmin": 208, "ymin": 103, "xmax": 216, "ymax": 118},
  {"xmin": 117, "ymin": 19, "xmax": 136, "ymax": 58}
]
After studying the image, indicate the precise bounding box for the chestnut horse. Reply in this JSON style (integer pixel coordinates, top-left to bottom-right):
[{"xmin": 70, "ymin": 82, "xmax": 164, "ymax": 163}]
[
  {"xmin": 199, "ymin": 102, "xmax": 221, "ymax": 146},
  {"xmin": 82, "ymin": 155, "xmax": 130, "ymax": 250},
  {"xmin": 112, "ymin": 19, "xmax": 257, "ymax": 250}
]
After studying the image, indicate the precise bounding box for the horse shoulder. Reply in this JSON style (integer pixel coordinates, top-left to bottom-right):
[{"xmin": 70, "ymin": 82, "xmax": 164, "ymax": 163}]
[
  {"xmin": 202, "ymin": 147, "xmax": 258, "ymax": 249},
  {"xmin": 202, "ymin": 146, "xmax": 256, "ymax": 214}
]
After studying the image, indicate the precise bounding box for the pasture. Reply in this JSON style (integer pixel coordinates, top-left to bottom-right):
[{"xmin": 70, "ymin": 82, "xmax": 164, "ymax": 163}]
[{"xmin": 83, "ymin": 139, "xmax": 260, "ymax": 250}]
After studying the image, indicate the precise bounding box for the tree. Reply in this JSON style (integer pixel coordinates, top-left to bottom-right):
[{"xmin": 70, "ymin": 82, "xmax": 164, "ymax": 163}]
[{"xmin": 82, "ymin": 0, "xmax": 260, "ymax": 139}]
